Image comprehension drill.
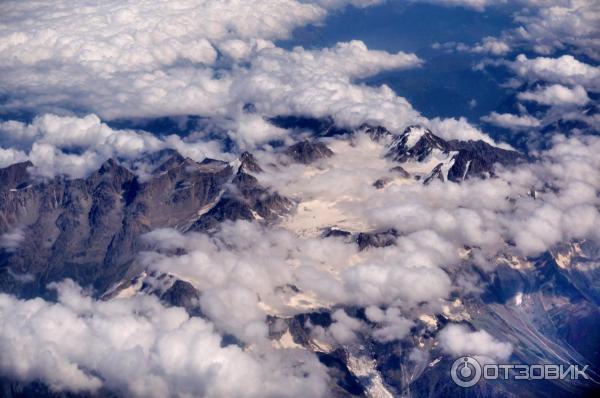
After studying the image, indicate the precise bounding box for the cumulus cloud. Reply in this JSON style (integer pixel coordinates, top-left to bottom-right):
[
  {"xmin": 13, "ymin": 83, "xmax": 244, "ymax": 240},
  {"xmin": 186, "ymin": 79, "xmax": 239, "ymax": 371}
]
[
  {"xmin": 413, "ymin": 0, "xmax": 498, "ymax": 11},
  {"xmin": 0, "ymin": 0, "xmax": 327, "ymax": 71},
  {"xmin": 0, "ymin": 0, "xmax": 426, "ymax": 141},
  {"xmin": 0, "ymin": 37, "xmax": 426, "ymax": 145},
  {"xmin": 481, "ymin": 112, "xmax": 541, "ymax": 130},
  {"xmin": 427, "ymin": 116, "xmax": 506, "ymax": 147},
  {"xmin": 233, "ymin": 40, "xmax": 423, "ymax": 130},
  {"xmin": 0, "ymin": 0, "xmax": 333, "ymax": 121},
  {"xmin": 438, "ymin": 324, "xmax": 513, "ymax": 361},
  {"xmin": 0, "ymin": 1, "xmax": 515, "ymax": 152},
  {"xmin": 0, "ymin": 279, "xmax": 329, "ymax": 397},
  {"xmin": 0, "ymin": 146, "xmax": 27, "ymax": 168},
  {"xmin": 510, "ymin": 54, "xmax": 600, "ymax": 90},
  {"xmin": 145, "ymin": 133, "xmax": 600, "ymax": 352},
  {"xmin": 0, "ymin": 1, "xmax": 598, "ymax": 395},
  {"xmin": 513, "ymin": 0, "xmax": 600, "ymax": 61},
  {"xmin": 1, "ymin": 120, "xmax": 598, "ymax": 396},
  {"xmin": 0, "ymin": 114, "xmax": 225, "ymax": 177},
  {"xmin": 142, "ymin": 218, "xmax": 454, "ymax": 329},
  {"xmin": 451, "ymin": 1, "xmax": 600, "ymax": 60},
  {"xmin": 471, "ymin": 36, "xmax": 511, "ymax": 55},
  {"xmin": 365, "ymin": 306, "xmax": 414, "ymax": 342},
  {"xmin": 260, "ymin": 128, "xmax": 600, "ymax": 259},
  {"xmin": 518, "ymin": 84, "xmax": 590, "ymax": 106},
  {"xmin": 327, "ymin": 309, "xmax": 366, "ymax": 344},
  {"xmin": 433, "ymin": 37, "xmax": 511, "ymax": 56}
]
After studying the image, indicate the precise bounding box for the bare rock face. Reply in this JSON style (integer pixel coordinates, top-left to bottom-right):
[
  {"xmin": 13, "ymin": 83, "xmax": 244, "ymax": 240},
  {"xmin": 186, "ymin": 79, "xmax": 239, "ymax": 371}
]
[
  {"xmin": 0, "ymin": 150, "xmax": 290, "ymax": 298},
  {"xmin": 188, "ymin": 163, "xmax": 293, "ymax": 232},
  {"xmin": 389, "ymin": 165, "xmax": 410, "ymax": 178},
  {"xmin": 386, "ymin": 125, "xmax": 447, "ymax": 163},
  {"xmin": 383, "ymin": 125, "xmax": 525, "ymax": 181},
  {"xmin": 0, "ymin": 161, "xmax": 33, "ymax": 192},
  {"xmin": 285, "ymin": 140, "xmax": 334, "ymax": 164},
  {"xmin": 239, "ymin": 151, "xmax": 263, "ymax": 173},
  {"xmin": 357, "ymin": 124, "xmax": 393, "ymax": 142},
  {"xmin": 355, "ymin": 229, "xmax": 398, "ymax": 251},
  {"xmin": 423, "ymin": 163, "xmax": 445, "ymax": 185}
]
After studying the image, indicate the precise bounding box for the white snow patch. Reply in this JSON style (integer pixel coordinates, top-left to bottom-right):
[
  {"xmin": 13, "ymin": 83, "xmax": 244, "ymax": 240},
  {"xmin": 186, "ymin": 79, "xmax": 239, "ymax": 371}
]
[
  {"xmin": 346, "ymin": 353, "xmax": 394, "ymax": 398},
  {"xmin": 403, "ymin": 126, "xmax": 428, "ymax": 149},
  {"xmin": 282, "ymin": 199, "xmax": 369, "ymax": 238},
  {"xmin": 514, "ymin": 292, "xmax": 523, "ymax": 306},
  {"xmin": 400, "ymin": 148, "xmax": 454, "ymax": 179},
  {"xmin": 113, "ymin": 272, "xmax": 147, "ymax": 299}
]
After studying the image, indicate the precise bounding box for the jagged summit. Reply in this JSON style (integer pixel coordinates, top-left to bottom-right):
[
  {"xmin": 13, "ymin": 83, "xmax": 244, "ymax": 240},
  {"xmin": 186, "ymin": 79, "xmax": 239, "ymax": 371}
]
[
  {"xmin": 379, "ymin": 124, "xmax": 525, "ymax": 182},
  {"xmin": 357, "ymin": 124, "xmax": 393, "ymax": 142},
  {"xmin": 267, "ymin": 116, "xmax": 523, "ymax": 182},
  {"xmin": 386, "ymin": 125, "xmax": 447, "ymax": 163},
  {"xmin": 0, "ymin": 148, "xmax": 291, "ymax": 297},
  {"xmin": 239, "ymin": 151, "xmax": 263, "ymax": 173},
  {"xmin": 0, "ymin": 161, "xmax": 33, "ymax": 191},
  {"xmin": 285, "ymin": 140, "xmax": 334, "ymax": 164}
]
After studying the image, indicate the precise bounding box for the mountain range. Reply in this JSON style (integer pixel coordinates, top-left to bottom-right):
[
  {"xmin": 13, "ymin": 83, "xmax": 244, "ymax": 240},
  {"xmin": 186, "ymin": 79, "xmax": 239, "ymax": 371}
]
[{"xmin": 0, "ymin": 120, "xmax": 597, "ymax": 397}]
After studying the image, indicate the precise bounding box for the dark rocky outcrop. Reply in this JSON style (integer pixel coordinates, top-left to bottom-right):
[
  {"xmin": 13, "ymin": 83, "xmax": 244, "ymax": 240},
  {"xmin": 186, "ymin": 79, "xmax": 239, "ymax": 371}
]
[
  {"xmin": 389, "ymin": 165, "xmax": 410, "ymax": 178},
  {"xmin": 386, "ymin": 126, "xmax": 447, "ymax": 163},
  {"xmin": 0, "ymin": 161, "xmax": 33, "ymax": 192},
  {"xmin": 358, "ymin": 124, "xmax": 393, "ymax": 142},
  {"xmin": 160, "ymin": 279, "xmax": 202, "ymax": 315},
  {"xmin": 0, "ymin": 150, "xmax": 290, "ymax": 298},
  {"xmin": 423, "ymin": 163, "xmax": 445, "ymax": 185},
  {"xmin": 445, "ymin": 139, "xmax": 526, "ymax": 181},
  {"xmin": 189, "ymin": 165, "xmax": 292, "ymax": 232},
  {"xmin": 239, "ymin": 151, "xmax": 263, "ymax": 173},
  {"xmin": 285, "ymin": 140, "xmax": 334, "ymax": 164},
  {"xmin": 385, "ymin": 125, "xmax": 525, "ymax": 181},
  {"xmin": 356, "ymin": 229, "xmax": 398, "ymax": 251}
]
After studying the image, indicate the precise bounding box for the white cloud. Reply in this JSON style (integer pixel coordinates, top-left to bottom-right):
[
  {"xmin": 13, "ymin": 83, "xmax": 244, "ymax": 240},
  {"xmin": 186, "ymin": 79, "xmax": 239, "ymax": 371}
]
[
  {"xmin": 0, "ymin": 1, "xmax": 599, "ymax": 394},
  {"xmin": 0, "ymin": 1, "xmax": 514, "ymax": 152},
  {"xmin": 431, "ymin": 37, "xmax": 510, "ymax": 56},
  {"xmin": 438, "ymin": 324, "xmax": 513, "ymax": 361},
  {"xmin": 0, "ymin": 280, "xmax": 329, "ymax": 397},
  {"xmin": 0, "ymin": 0, "xmax": 326, "ymax": 72},
  {"xmin": 328, "ymin": 309, "xmax": 366, "ymax": 344},
  {"xmin": 142, "ymin": 218, "xmax": 455, "ymax": 321},
  {"xmin": 471, "ymin": 36, "xmax": 511, "ymax": 55},
  {"xmin": 365, "ymin": 306, "xmax": 414, "ymax": 342},
  {"xmin": 235, "ymin": 41, "xmax": 423, "ymax": 128},
  {"xmin": 518, "ymin": 84, "xmax": 590, "ymax": 106},
  {"xmin": 427, "ymin": 117, "xmax": 505, "ymax": 147},
  {"xmin": 510, "ymin": 54, "xmax": 600, "ymax": 90},
  {"xmin": 481, "ymin": 112, "xmax": 541, "ymax": 130},
  {"xmin": 454, "ymin": 1, "xmax": 600, "ymax": 61},
  {"xmin": 258, "ymin": 129, "xmax": 600, "ymax": 261},
  {"xmin": 413, "ymin": 0, "xmax": 498, "ymax": 11},
  {"xmin": 0, "ymin": 114, "xmax": 225, "ymax": 178},
  {"xmin": 513, "ymin": 0, "xmax": 600, "ymax": 61},
  {"xmin": 0, "ymin": 38, "xmax": 426, "ymax": 145},
  {"xmin": 0, "ymin": 0, "xmax": 425, "ymax": 142},
  {"xmin": 0, "ymin": 146, "xmax": 28, "ymax": 168}
]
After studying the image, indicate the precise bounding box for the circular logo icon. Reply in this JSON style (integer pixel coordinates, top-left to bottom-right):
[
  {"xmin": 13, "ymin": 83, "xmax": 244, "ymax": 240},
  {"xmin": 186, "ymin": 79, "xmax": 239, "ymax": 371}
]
[{"xmin": 451, "ymin": 356, "xmax": 482, "ymax": 388}]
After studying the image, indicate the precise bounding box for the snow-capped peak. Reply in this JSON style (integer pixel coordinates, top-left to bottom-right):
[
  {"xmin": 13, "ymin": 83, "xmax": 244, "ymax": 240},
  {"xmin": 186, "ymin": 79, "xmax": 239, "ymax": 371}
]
[{"xmin": 402, "ymin": 125, "xmax": 428, "ymax": 149}]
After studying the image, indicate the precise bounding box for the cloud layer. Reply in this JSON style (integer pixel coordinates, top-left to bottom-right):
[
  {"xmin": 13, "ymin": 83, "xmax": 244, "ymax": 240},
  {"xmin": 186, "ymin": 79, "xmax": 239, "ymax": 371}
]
[
  {"xmin": 0, "ymin": 280, "xmax": 328, "ymax": 397},
  {"xmin": 0, "ymin": 0, "xmax": 598, "ymax": 395},
  {"xmin": 0, "ymin": 114, "xmax": 225, "ymax": 177}
]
